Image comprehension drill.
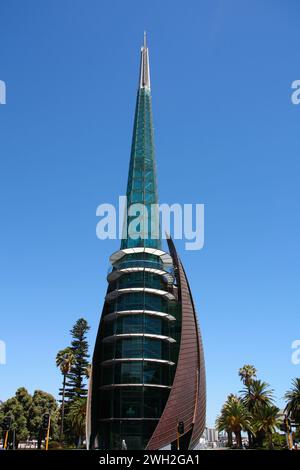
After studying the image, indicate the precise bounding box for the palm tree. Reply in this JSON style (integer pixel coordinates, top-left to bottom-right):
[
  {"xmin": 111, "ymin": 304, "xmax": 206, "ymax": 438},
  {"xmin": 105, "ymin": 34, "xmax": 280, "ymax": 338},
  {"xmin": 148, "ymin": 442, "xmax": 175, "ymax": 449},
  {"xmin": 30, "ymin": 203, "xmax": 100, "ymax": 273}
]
[
  {"xmin": 253, "ymin": 405, "xmax": 280, "ymax": 449},
  {"xmin": 284, "ymin": 378, "xmax": 300, "ymax": 423},
  {"xmin": 56, "ymin": 347, "xmax": 74, "ymax": 440},
  {"xmin": 67, "ymin": 397, "xmax": 87, "ymax": 448},
  {"xmin": 216, "ymin": 395, "xmax": 253, "ymax": 448},
  {"xmin": 238, "ymin": 364, "xmax": 257, "ymax": 446},
  {"xmin": 241, "ymin": 379, "xmax": 274, "ymax": 447},
  {"xmin": 241, "ymin": 379, "xmax": 274, "ymax": 413},
  {"xmin": 239, "ymin": 365, "xmax": 257, "ymax": 387},
  {"xmin": 216, "ymin": 394, "xmax": 236, "ymax": 447}
]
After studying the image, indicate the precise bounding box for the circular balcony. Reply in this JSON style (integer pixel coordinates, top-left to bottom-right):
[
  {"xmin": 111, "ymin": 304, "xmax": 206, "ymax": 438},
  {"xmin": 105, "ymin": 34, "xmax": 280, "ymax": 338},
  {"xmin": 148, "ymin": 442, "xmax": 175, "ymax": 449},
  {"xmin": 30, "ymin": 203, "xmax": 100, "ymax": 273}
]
[
  {"xmin": 107, "ymin": 261, "xmax": 174, "ymax": 284},
  {"xmin": 103, "ymin": 309, "xmax": 176, "ymax": 322},
  {"xmin": 105, "ymin": 287, "xmax": 176, "ymax": 302},
  {"xmin": 99, "ymin": 383, "xmax": 171, "ymax": 390},
  {"xmin": 101, "ymin": 358, "xmax": 175, "ymax": 366},
  {"xmin": 101, "ymin": 333, "xmax": 176, "ymax": 344},
  {"xmin": 110, "ymin": 247, "xmax": 172, "ymax": 267}
]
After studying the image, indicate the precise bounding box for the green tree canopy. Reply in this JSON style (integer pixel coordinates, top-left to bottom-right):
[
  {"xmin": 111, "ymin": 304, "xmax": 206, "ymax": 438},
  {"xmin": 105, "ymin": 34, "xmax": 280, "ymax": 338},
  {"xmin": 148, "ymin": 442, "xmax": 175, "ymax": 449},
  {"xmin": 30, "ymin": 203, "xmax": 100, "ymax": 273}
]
[
  {"xmin": 216, "ymin": 394, "xmax": 253, "ymax": 448},
  {"xmin": 65, "ymin": 318, "xmax": 90, "ymax": 401},
  {"xmin": 238, "ymin": 364, "xmax": 257, "ymax": 387},
  {"xmin": 67, "ymin": 397, "xmax": 87, "ymax": 448},
  {"xmin": 253, "ymin": 404, "xmax": 281, "ymax": 450},
  {"xmin": 284, "ymin": 378, "xmax": 300, "ymax": 422},
  {"xmin": 27, "ymin": 390, "xmax": 59, "ymax": 442},
  {"xmin": 0, "ymin": 387, "xmax": 59, "ymax": 448},
  {"xmin": 216, "ymin": 367, "xmax": 286, "ymax": 449}
]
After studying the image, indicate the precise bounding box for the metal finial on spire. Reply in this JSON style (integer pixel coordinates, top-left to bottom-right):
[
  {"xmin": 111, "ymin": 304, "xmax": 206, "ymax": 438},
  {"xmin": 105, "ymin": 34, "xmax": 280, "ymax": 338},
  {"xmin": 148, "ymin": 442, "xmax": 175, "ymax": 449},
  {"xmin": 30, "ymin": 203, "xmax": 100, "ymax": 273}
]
[{"xmin": 139, "ymin": 32, "xmax": 151, "ymax": 90}]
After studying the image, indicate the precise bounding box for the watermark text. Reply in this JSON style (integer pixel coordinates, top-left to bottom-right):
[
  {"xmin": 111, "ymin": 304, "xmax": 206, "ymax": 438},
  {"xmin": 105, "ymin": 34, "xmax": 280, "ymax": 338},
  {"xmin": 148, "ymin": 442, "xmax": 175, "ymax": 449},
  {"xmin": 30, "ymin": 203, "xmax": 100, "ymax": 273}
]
[
  {"xmin": 291, "ymin": 339, "xmax": 300, "ymax": 365},
  {"xmin": 96, "ymin": 196, "xmax": 204, "ymax": 251},
  {"xmin": 291, "ymin": 80, "xmax": 300, "ymax": 105},
  {"xmin": 0, "ymin": 340, "xmax": 6, "ymax": 365},
  {"xmin": 0, "ymin": 80, "xmax": 6, "ymax": 104}
]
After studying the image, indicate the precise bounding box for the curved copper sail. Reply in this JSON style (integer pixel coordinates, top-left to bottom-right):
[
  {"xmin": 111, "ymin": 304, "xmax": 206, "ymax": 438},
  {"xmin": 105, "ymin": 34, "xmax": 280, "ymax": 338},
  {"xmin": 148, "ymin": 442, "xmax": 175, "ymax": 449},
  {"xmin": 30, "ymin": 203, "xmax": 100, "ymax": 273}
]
[{"xmin": 146, "ymin": 238, "xmax": 206, "ymax": 450}]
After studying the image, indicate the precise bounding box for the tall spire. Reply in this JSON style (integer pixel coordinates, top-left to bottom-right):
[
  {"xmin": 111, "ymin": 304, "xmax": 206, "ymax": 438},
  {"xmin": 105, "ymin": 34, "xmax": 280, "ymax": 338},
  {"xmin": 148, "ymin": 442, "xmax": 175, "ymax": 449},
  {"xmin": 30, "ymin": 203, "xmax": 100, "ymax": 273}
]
[
  {"xmin": 121, "ymin": 34, "xmax": 160, "ymax": 250},
  {"xmin": 139, "ymin": 31, "xmax": 151, "ymax": 90}
]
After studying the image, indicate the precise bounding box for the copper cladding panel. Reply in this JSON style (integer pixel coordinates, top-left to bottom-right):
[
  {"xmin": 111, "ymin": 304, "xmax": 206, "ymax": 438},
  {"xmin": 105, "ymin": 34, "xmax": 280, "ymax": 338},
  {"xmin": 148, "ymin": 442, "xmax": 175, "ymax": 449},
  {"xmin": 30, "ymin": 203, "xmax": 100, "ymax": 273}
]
[{"xmin": 146, "ymin": 238, "xmax": 206, "ymax": 450}]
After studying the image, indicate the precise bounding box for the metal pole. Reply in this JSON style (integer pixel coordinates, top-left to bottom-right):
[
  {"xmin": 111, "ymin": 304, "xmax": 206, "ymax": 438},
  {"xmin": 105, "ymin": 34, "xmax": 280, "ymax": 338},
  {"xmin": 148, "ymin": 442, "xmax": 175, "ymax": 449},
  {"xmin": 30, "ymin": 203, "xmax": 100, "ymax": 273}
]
[
  {"xmin": 45, "ymin": 415, "xmax": 51, "ymax": 451},
  {"xmin": 3, "ymin": 431, "xmax": 9, "ymax": 450}
]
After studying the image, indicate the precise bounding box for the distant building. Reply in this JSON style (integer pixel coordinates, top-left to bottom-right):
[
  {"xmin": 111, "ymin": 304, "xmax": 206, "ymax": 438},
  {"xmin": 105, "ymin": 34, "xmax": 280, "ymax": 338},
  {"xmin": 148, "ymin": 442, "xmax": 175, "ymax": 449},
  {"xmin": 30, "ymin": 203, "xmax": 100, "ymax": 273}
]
[{"xmin": 205, "ymin": 427, "xmax": 219, "ymax": 444}]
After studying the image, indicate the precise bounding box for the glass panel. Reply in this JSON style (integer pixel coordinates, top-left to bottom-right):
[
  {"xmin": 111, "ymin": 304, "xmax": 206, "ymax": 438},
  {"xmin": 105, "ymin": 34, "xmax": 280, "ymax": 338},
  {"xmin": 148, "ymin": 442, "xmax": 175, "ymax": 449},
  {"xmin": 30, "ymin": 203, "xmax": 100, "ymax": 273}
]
[
  {"xmin": 120, "ymin": 389, "xmax": 142, "ymax": 418},
  {"xmin": 143, "ymin": 362, "xmax": 171, "ymax": 386},
  {"xmin": 113, "ymin": 292, "xmax": 146, "ymax": 312},
  {"xmin": 118, "ymin": 272, "xmax": 166, "ymax": 290},
  {"xmin": 145, "ymin": 316, "xmax": 162, "ymax": 335},
  {"xmin": 116, "ymin": 338, "xmax": 143, "ymax": 358},
  {"xmin": 125, "ymin": 362, "xmax": 141, "ymax": 383},
  {"xmin": 103, "ymin": 320, "xmax": 115, "ymax": 337},
  {"xmin": 143, "ymin": 362, "xmax": 161, "ymax": 384},
  {"xmin": 117, "ymin": 315, "xmax": 142, "ymax": 334},
  {"xmin": 121, "ymin": 421, "xmax": 142, "ymax": 450},
  {"xmin": 102, "ymin": 342, "xmax": 114, "ymax": 360},
  {"xmin": 114, "ymin": 362, "xmax": 142, "ymax": 383},
  {"xmin": 102, "ymin": 365, "xmax": 114, "ymax": 385},
  {"xmin": 144, "ymin": 294, "xmax": 168, "ymax": 312},
  {"xmin": 142, "ymin": 420, "xmax": 159, "ymax": 449},
  {"xmin": 144, "ymin": 338, "xmax": 161, "ymax": 359},
  {"xmin": 99, "ymin": 390, "xmax": 113, "ymax": 419},
  {"xmin": 110, "ymin": 422, "xmax": 121, "ymax": 450},
  {"xmin": 144, "ymin": 388, "xmax": 169, "ymax": 418}
]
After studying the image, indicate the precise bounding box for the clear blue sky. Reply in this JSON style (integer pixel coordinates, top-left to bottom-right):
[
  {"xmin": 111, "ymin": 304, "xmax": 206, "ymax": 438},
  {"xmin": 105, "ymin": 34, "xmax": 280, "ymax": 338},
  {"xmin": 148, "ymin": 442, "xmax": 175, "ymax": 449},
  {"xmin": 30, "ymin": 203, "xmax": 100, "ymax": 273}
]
[{"xmin": 1, "ymin": 0, "xmax": 300, "ymax": 427}]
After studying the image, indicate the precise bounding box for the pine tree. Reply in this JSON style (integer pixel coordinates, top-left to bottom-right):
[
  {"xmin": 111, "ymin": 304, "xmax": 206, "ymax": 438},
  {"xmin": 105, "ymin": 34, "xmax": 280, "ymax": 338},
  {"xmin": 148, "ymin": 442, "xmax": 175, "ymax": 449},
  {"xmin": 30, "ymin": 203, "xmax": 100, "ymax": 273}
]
[{"xmin": 64, "ymin": 318, "xmax": 90, "ymax": 401}]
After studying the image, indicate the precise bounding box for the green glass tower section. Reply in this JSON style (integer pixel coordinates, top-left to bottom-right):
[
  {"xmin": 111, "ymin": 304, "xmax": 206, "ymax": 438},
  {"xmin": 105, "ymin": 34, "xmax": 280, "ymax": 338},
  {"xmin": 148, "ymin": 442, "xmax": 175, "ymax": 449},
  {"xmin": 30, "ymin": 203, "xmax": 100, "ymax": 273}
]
[{"xmin": 121, "ymin": 33, "xmax": 160, "ymax": 250}]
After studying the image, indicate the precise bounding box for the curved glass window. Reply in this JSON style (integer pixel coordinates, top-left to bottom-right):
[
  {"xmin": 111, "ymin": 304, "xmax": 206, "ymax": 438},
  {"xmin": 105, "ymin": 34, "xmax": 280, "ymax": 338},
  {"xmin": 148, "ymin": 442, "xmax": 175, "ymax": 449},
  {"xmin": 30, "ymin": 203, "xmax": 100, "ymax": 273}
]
[
  {"xmin": 102, "ymin": 365, "xmax": 114, "ymax": 385},
  {"xmin": 103, "ymin": 315, "xmax": 142, "ymax": 337},
  {"xmin": 117, "ymin": 315, "xmax": 142, "ymax": 334},
  {"xmin": 116, "ymin": 259, "xmax": 164, "ymax": 271},
  {"xmin": 144, "ymin": 337, "xmax": 161, "ymax": 358},
  {"xmin": 116, "ymin": 338, "xmax": 143, "ymax": 358},
  {"xmin": 143, "ymin": 362, "xmax": 171, "ymax": 385},
  {"xmin": 102, "ymin": 336, "xmax": 172, "ymax": 362},
  {"xmin": 144, "ymin": 388, "xmax": 169, "ymax": 418},
  {"xmin": 103, "ymin": 314, "xmax": 170, "ymax": 337},
  {"xmin": 102, "ymin": 363, "xmax": 143, "ymax": 386},
  {"xmin": 98, "ymin": 387, "xmax": 170, "ymax": 422},
  {"xmin": 102, "ymin": 341, "xmax": 115, "ymax": 361},
  {"xmin": 119, "ymin": 389, "xmax": 143, "ymax": 418},
  {"xmin": 118, "ymin": 388, "xmax": 142, "ymax": 418},
  {"xmin": 97, "ymin": 419, "xmax": 161, "ymax": 450},
  {"xmin": 103, "ymin": 320, "xmax": 115, "ymax": 337},
  {"xmin": 115, "ymin": 362, "xmax": 143, "ymax": 384},
  {"xmin": 101, "ymin": 361, "xmax": 172, "ymax": 386},
  {"xmin": 116, "ymin": 252, "xmax": 164, "ymax": 267},
  {"xmin": 99, "ymin": 390, "xmax": 113, "ymax": 419},
  {"xmin": 117, "ymin": 272, "xmax": 166, "ymax": 291},
  {"xmin": 145, "ymin": 315, "xmax": 165, "ymax": 335},
  {"xmin": 144, "ymin": 337, "xmax": 170, "ymax": 360},
  {"xmin": 108, "ymin": 293, "xmax": 169, "ymax": 314}
]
